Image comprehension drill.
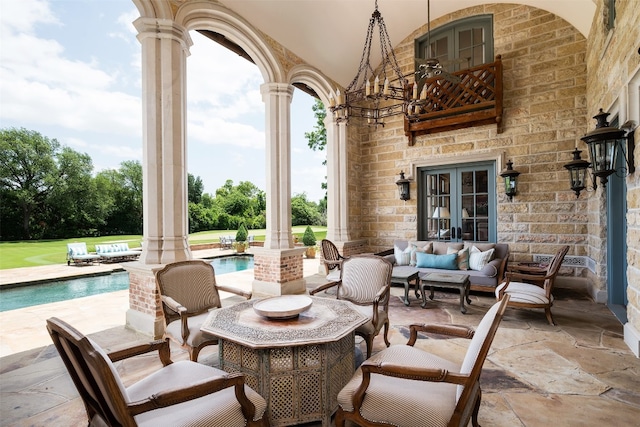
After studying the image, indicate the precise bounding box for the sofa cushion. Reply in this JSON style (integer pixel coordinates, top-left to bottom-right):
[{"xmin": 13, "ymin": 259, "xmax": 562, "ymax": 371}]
[
  {"xmin": 409, "ymin": 242, "xmax": 433, "ymax": 266},
  {"xmin": 469, "ymin": 246, "xmax": 495, "ymax": 271},
  {"xmin": 447, "ymin": 247, "xmax": 469, "ymax": 271},
  {"xmin": 394, "ymin": 245, "xmax": 412, "ymax": 266},
  {"xmin": 433, "ymin": 241, "xmax": 463, "ymax": 255},
  {"xmin": 416, "ymin": 253, "xmax": 458, "ymax": 270}
]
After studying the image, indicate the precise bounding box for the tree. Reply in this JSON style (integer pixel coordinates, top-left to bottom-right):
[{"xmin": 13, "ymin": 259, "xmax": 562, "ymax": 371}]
[
  {"xmin": 291, "ymin": 193, "xmax": 322, "ymax": 226},
  {"xmin": 304, "ymin": 98, "xmax": 328, "ymax": 195},
  {"xmin": 96, "ymin": 161, "xmax": 143, "ymax": 235},
  {"xmin": 0, "ymin": 128, "xmax": 100, "ymax": 239},
  {"xmin": 188, "ymin": 174, "xmax": 204, "ymax": 204},
  {"xmin": 302, "ymin": 225, "xmax": 316, "ymax": 246}
]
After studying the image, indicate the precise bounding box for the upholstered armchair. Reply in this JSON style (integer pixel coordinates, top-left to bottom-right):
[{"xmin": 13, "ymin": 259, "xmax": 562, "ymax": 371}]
[
  {"xmin": 335, "ymin": 297, "xmax": 510, "ymax": 427},
  {"xmin": 496, "ymin": 245, "xmax": 569, "ymax": 325},
  {"xmin": 155, "ymin": 260, "xmax": 252, "ymax": 361},
  {"xmin": 311, "ymin": 255, "xmax": 392, "ymax": 358},
  {"xmin": 46, "ymin": 317, "xmax": 267, "ymax": 427}
]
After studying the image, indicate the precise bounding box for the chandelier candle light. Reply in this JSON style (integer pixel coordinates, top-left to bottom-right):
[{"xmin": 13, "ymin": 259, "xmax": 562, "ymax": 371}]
[{"xmin": 329, "ymin": 0, "xmax": 409, "ymax": 126}]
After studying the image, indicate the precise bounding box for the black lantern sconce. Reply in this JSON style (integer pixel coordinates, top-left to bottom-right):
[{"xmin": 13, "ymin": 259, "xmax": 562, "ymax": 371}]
[
  {"xmin": 563, "ymin": 147, "xmax": 591, "ymax": 197},
  {"xmin": 396, "ymin": 170, "xmax": 411, "ymax": 201},
  {"xmin": 576, "ymin": 108, "xmax": 636, "ymax": 188},
  {"xmin": 499, "ymin": 160, "xmax": 521, "ymax": 201}
]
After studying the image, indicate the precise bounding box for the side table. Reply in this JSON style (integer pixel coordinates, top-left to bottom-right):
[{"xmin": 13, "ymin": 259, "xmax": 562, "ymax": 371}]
[
  {"xmin": 391, "ymin": 266, "xmax": 420, "ymax": 306},
  {"xmin": 420, "ymin": 272, "xmax": 471, "ymax": 313}
]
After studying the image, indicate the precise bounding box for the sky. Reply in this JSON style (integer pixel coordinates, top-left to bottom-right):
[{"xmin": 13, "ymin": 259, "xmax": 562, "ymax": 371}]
[{"xmin": 0, "ymin": 0, "xmax": 327, "ymax": 202}]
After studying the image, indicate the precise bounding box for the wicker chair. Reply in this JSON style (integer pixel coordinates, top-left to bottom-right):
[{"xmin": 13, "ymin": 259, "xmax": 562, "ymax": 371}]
[
  {"xmin": 496, "ymin": 245, "xmax": 569, "ymax": 325},
  {"xmin": 155, "ymin": 260, "xmax": 251, "ymax": 361},
  {"xmin": 310, "ymin": 255, "xmax": 392, "ymax": 358},
  {"xmin": 335, "ymin": 296, "xmax": 510, "ymax": 427},
  {"xmin": 46, "ymin": 317, "xmax": 267, "ymax": 427},
  {"xmin": 320, "ymin": 239, "xmax": 349, "ymax": 282}
]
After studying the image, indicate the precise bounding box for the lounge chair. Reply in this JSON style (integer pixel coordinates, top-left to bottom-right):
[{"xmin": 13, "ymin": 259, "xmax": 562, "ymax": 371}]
[{"xmin": 66, "ymin": 243, "xmax": 100, "ymax": 266}]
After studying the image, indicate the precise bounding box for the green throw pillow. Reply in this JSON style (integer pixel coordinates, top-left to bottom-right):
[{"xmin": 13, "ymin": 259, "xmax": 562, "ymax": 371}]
[{"xmin": 416, "ymin": 252, "xmax": 458, "ymax": 270}]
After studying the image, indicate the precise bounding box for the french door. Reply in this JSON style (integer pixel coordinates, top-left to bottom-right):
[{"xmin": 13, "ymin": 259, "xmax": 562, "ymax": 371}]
[{"xmin": 418, "ymin": 162, "xmax": 496, "ymax": 242}]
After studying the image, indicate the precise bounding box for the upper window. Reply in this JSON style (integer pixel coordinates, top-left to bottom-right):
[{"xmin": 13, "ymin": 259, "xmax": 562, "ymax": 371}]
[{"xmin": 415, "ymin": 15, "xmax": 494, "ymax": 72}]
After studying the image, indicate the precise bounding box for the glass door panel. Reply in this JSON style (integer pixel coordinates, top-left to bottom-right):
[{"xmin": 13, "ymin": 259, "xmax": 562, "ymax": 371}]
[{"xmin": 424, "ymin": 172, "xmax": 451, "ymax": 241}]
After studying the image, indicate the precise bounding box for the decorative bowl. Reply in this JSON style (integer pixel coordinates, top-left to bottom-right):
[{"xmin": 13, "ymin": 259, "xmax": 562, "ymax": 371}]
[{"xmin": 253, "ymin": 295, "xmax": 313, "ymax": 320}]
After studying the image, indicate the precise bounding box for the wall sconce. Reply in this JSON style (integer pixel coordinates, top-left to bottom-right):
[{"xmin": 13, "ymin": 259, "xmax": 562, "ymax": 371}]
[
  {"xmin": 396, "ymin": 170, "xmax": 411, "ymax": 201},
  {"xmin": 563, "ymin": 147, "xmax": 592, "ymax": 198},
  {"xmin": 579, "ymin": 109, "xmax": 635, "ymax": 188},
  {"xmin": 499, "ymin": 160, "xmax": 521, "ymax": 201}
]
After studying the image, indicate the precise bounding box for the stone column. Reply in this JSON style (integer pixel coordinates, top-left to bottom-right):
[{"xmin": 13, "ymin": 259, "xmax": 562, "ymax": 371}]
[
  {"xmin": 125, "ymin": 17, "xmax": 193, "ymax": 337},
  {"xmin": 325, "ymin": 117, "xmax": 350, "ymax": 242},
  {"xmin": 253, "ymin": 83, "xmax": 306, "ymax": 296}
]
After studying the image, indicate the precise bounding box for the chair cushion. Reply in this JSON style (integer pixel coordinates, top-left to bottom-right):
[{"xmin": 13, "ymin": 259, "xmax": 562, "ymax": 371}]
[
  {"xmin": 338, "ymin": 345, "xmax": 459, "ymax": 427},
  {"xmin": 129, "ymin": 361, "xmax": 267, "ymax": 426},
  {"xmin": 164, "ymin": 312, "xmax": 216, "ymax": 347},
  {"xmin": 351, "ymin": 303, "xmax": 388, "ymax": 335},
  {"xmin": 496, "ymin": 281, "xmax": 553, "ymax": 305},
  {"xmin": 326, "ymin": 269, "xmax": 341, "ymax": 282}
]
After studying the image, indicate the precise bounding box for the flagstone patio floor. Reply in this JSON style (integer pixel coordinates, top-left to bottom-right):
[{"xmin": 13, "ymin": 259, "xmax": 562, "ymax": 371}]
[{"xmin": 1, "ymin": 252, "xmax": 639, "ymax": 426}]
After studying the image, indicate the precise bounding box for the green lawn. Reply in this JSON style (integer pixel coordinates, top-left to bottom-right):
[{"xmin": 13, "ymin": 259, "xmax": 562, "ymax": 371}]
[{"xmin": 0, "ymin": 226, "xmax": 327, "ymax": 270}]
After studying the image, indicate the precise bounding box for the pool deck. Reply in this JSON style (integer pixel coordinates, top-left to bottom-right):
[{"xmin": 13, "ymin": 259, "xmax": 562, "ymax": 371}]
[{"xmin": 0, "ymin": 248, "xmax": 322, "ymax": 357}]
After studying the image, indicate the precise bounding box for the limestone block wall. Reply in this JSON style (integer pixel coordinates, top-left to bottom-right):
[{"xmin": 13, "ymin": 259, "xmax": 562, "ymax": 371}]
[
  {"xmin": 585, "ymin": 0, "xmax": 640, "ymax": 340},
  {"xmin": 348, "ymin": 4, "xmax": 590, "ymax": 277}
]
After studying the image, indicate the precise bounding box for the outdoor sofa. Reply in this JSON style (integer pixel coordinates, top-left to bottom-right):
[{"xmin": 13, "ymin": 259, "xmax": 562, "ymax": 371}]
[
  {"xmin": 381, "ymin": 240, "xmax": 509, "ymax": 293},
  {"xmin": 95, "ymin": 243, "xmax": 140, "ymax": 263},
  {"xmin": 66, "ymin": 242, "xmax": 100, "ymax": 266}
]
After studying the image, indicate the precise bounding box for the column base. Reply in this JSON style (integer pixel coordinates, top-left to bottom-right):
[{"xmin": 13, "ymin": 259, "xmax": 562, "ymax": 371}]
[
  {"xmin": 251, "ymin": 247, "xmax": 307, "ymax": 297},
  {"xmin": 252, "ymin": 278, "xmax": 307, "ymax": 297},
  {"xmin": 122, "ymin": 262, "xmax": 165, "ymax": 339},
  {"xmin": 624, "ymin": 322, "xmax": 640, "ymax": 358},
  {"xmin": 126, "ymin": 309, "xmax": 164, "ymax": 339}
]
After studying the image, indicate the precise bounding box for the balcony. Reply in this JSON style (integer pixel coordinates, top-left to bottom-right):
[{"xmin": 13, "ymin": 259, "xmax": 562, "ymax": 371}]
[{"xmin": 405, "ymin": 55, "xmax": 503, "ymax": 145}]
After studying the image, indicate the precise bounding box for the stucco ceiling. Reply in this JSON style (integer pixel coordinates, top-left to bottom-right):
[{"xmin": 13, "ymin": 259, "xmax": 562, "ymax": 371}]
[{"xmin": 218, "ymin": 0, "xmax": 596, "ymax": 87}]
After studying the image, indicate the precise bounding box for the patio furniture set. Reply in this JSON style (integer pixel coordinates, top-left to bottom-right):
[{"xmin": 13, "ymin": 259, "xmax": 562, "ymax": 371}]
[
  {"xmin": 66, "ymin": 242, "xmax": 140, "ymax": 266},
  {"xmin": 49, "ymin": 240, "xmax": 568, "ymax": 426}
]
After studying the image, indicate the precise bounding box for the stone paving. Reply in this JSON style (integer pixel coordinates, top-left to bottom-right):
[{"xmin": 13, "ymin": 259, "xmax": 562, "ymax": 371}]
[{"xmin": 1, "ymin": 255, "xmax": 639, "ymax": 426}]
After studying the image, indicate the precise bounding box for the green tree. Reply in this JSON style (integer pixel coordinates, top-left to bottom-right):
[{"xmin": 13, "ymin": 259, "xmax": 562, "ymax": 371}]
[
  {"xmin": 304, "ymin": 98, "xmax": 328, "ymax": 196},
  {"xmin": 188, "ymin": 174, "xmax": 204, "ymax": 204},
  {"xmin": 302, "ymin": 225, "xmax": 316, "ymax": 246},
  {"xmin": 0, "ymin": 128, "xmax": 100, "ymax": 239},
  {"xmin": 291, "ymin": 193, "xmax": 322, "ymax": 226},
  {"xmin": 96, "ymin": 161, "xmax": 143, "ymax": 235}
]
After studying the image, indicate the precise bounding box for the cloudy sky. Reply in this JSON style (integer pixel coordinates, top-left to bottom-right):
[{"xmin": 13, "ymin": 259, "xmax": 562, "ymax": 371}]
[{"xmin": 0, "ymin": 0, "xmax": 326, "ymax": 202}]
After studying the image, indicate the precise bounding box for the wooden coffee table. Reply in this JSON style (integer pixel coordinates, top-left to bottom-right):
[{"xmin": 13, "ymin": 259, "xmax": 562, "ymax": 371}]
[
  {"xmin": 391, "ymin": 266, "xmax": 420, "ymax": 306},
  {"xmin": 420, "ymin": 272, "xmax": 471, "ymax": 313}
]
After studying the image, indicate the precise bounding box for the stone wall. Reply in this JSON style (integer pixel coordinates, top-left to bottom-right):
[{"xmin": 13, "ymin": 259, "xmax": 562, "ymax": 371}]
[
  {"xmin": 350, "ymin": 4, "xmax": 590, "ymax": 281},
  {"xmin": 585, "ymin": 0, "xmax": 640, "ymax": 347}
]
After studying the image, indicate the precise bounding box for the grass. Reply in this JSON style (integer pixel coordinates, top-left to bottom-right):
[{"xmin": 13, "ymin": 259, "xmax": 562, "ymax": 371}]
[{"xmin": 0, "ymin": 226, "xmax": 327, "ymax": 270}]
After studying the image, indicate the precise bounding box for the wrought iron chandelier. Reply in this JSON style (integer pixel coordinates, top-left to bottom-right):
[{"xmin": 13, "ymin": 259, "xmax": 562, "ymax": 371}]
[{"xmin": 329, "ymin": 0, "xmax": 409, "ymax": 127}]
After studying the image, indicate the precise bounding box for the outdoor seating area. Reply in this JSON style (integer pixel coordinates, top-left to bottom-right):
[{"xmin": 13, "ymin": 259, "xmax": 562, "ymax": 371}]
[
  {"xmin": 95, "ymin": 243, "xmax": 141, "ymax": 263},
  {"xmin": 66, "ymin": 242, "xmax": 100, "ymax": 266},
  {"xmin": 2, "ymin": 258, "xmax": 639, "ymax": 427}
]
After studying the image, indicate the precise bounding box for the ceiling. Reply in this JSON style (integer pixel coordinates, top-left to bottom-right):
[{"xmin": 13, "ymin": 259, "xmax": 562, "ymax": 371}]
[{"xmin": 217, "ymin": 0, "xmax": 596, "ymax": 87}]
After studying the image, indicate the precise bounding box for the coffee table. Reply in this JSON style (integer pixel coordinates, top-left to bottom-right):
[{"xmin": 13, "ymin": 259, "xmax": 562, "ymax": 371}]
[
  {"xmin": 201, "ymin": 296, "xmax": 368, "ymax": 427},
  {"xmin": 391, "ymin": 266, "xmax": 420, "ymax": 306},
  {"xmin": 420, "ymin": 272, "xmax": 471, "ymax": 313}
]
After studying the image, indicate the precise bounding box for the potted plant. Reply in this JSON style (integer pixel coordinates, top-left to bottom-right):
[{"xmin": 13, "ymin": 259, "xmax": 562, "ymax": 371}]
[
  {"xmin": 234, "ymin": 222, "xmax": 249, "ymax": 253},
  {"xmin": 302, "ymin": 226, "xmax": 317, "ymax": 258}
]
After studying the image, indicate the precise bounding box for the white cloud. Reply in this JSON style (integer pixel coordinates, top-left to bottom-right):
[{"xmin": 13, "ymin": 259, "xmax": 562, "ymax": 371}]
[{"xmin": 0, "ymin": 0, "xmax": 59, "ymax": 33}]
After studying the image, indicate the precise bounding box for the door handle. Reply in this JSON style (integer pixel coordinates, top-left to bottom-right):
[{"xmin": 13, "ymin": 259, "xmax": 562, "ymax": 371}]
[
  {"xmin": 450, "ymin": 227, "xmax": 456, "ymax": 239},
  {"xmin": 457, "ymin": 227, "xmax": 462, "ymax": 239}
]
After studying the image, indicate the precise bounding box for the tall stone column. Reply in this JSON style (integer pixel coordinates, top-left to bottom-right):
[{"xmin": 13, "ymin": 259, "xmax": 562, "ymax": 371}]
[
  {"xmin": 325, "ymin": 117, "xmax": 350, "ymax": 242},
  {"xmin": 125, "ymin": 18, "xmax": 192, "ymax": 337},
  {"xmin": 253, "ymin": 83, "xmax": 306, "ymax": 296}
]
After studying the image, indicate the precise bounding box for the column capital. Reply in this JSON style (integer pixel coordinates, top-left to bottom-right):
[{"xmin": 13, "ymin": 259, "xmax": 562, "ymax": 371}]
[
  {"xmin": 134, "ymin": 17, "xmax": 193, "ymax": 52},
  {"xmin": 260, "ymin": 82, "xmax": 294, "ymax": 98}
]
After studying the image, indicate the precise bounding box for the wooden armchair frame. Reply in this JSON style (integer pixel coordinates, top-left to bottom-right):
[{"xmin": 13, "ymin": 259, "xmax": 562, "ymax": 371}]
[
  {"xmin": 335, "ymin": 296, "xmax": 509, "ymax": 427},
  {"xmin": 155, "ymin": 259, "xmax": 252, "ymax": 361},
  {"xmin": 497, "ymin": 245, "xmax": 569, "ymax": 325},
  {"xmin": 320, "ymin": 239, "xmax": 349, "ymax": 281},
  {"xmin": 46, "ymin": 317, "xmax": 267, "ymax": 427}
]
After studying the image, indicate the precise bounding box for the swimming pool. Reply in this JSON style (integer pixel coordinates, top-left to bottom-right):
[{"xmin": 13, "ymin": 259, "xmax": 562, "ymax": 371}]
[{"xmin": 0, "ymin": 256, "xmax": 254, "ymax": 312}]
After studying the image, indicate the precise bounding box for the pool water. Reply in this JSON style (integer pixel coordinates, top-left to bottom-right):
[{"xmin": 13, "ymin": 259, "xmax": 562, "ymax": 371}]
[{"xmin": 0, "ymin": 256, "xmax": 254, "ymax": 312}]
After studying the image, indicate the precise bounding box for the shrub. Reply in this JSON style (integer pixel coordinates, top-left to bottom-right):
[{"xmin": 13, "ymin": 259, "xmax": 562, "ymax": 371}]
[
  {"xmin": 302, "ymin": 226, "xmax": 316, "ymax": 246},
  {"xmin": 236, "ymin": 222, "xmax": 248, "ymax": 242}
]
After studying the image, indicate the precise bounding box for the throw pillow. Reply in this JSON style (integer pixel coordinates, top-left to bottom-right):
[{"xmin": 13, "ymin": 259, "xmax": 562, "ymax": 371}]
[
  {"xmin": 394, "ymin": 245, "xmax": 412, "ymax": 266},
  {"xmin": 469, "ymin": 246, "xmax": 495, "ymax": 271},
  {"xmin": 416, "ymin": 252, "xmax": 458, "ymax": 270},
  {"xmin": 447, "ymin": 246, "xmax": 470, "ymax": 270},
  {"xmin": 410, "ymin": 242, "xmax": 433, "ymax": 266}
]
